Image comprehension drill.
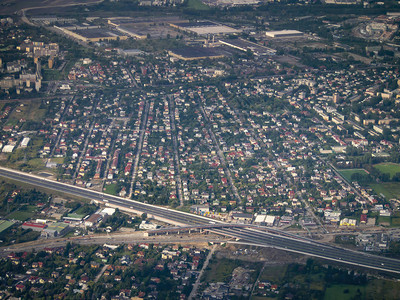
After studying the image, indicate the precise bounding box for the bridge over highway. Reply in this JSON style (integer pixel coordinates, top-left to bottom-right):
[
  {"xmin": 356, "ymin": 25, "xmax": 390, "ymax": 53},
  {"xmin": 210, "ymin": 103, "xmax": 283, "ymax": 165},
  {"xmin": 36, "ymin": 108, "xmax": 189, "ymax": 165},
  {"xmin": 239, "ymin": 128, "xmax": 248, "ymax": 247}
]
[{"xmin": 1, "ymin": 166, "xmax": 400, "ymax": 274}]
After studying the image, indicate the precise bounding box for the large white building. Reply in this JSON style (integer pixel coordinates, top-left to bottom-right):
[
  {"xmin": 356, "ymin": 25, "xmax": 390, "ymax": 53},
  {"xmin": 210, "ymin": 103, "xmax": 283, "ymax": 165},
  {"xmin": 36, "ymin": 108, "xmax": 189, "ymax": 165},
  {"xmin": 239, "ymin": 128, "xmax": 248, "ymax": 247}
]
[{"xmin": 265, "ymin": 30, "xmax": 304, "ymax": 38}]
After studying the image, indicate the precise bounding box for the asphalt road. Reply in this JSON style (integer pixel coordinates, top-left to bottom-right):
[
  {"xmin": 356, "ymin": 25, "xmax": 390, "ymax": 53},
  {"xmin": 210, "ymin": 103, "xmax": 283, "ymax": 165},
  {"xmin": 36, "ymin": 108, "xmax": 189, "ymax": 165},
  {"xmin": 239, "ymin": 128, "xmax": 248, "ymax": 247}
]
[{"xmin": 1, "ymin": 166, "xmax": 400, "ymax": 274}]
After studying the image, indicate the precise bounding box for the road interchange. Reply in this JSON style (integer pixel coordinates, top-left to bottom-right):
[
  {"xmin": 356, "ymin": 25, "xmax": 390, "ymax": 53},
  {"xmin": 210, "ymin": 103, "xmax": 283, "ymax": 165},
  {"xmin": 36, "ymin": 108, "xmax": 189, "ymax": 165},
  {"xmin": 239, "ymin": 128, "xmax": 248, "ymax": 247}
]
[{"xmin": 1, "ymin": 166, "xmax": 400, "ymax": 274}]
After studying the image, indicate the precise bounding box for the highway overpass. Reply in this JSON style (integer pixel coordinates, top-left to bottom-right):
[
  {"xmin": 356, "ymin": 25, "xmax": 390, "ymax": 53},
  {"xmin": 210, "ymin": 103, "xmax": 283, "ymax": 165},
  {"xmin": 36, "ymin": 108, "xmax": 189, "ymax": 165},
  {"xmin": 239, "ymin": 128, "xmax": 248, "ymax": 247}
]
[{"xmin": 1, "ymin": 166, "xmax": 400, "ymax": 275}]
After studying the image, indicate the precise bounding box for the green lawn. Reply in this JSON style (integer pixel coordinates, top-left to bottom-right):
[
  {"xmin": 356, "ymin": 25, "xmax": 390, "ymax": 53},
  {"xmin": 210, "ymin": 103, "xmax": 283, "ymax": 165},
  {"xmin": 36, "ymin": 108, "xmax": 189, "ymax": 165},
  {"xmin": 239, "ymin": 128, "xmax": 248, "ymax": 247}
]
[
  {"xmin": 370, "ymin": 182, "xmax": 400, "ymax": 200},
  {"xmin": 0, "ymin": 220, "xmax": 14, "ymax": 233},
  {"xmin": 324, "ymin": 284, "xmax": 364, "ymax": 300},
  {"xmin": 7, "ymin": 210, "xmax": 34, "ymax": 221},
  {"xmin": 338, "ymin": 169, "xmax": 368, "ymax": 182},
  {"xmin": 42, "ymin": 69, "xmax": 63, "ymax": 81},
  {"xmin": 186, "ymin": 0, "xmax": 210, "ymax": 10},
  {"xmin": 373, "ymin": 163, "xmax": 400, "ymax": 179},
  {"xmin": 23, "ymin": 205, "xmax": 38, "ymax": 213},
  {"xmin": 377, "ymin": 216, "xmax": 391, "ymax": 226},
  {"xmin": 104, "ymin": 183, "xmax": 118, "ymax": 196}
]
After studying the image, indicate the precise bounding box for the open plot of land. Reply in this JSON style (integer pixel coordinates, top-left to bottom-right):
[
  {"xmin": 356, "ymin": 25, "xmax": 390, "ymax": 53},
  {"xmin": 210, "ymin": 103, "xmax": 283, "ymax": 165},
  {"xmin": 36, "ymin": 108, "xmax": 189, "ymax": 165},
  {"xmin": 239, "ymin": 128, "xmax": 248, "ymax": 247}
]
[
  {"xmin": 203, "ymin": 258, "xmax": 244, "ymax": 283},
  {"xmin": 338, "ymin": 168, "xmax": 369, "ymax": 182},
  {"xmin": 391, "ymin": 218, "xmax": 400, "ymax": 226},
  {"xmin": 373, "ymin": 163, "xmax": 400, "ymax": 179},
  {"xmin": 259, "ymin": 264, "xmax": 287, "ymax": 283},
  {"xmin": 324, "ymin": 284, "xmax": 365, "ymax": 300},
  {"xmin": 104, "ymin": 183, "xmax": 118, "ymax": 195},
  {"xmin": 366, "ymin": 279, "xmax": 400, "ymax": 299},
  {"xmin": 370, "ymin": 182, "xmax": 400, "ymax": 200},
  {"xmin": 8, "ymin": 101, "xmax": 46, "ymax": 122}
]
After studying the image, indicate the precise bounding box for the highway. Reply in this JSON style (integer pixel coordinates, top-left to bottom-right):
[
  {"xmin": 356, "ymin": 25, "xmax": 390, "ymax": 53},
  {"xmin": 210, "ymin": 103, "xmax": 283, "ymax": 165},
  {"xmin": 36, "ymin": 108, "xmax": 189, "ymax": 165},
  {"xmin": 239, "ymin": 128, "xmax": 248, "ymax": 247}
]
[{"xmin": 1, "ymin": 166, "xmax": 400, "ymax": 274}]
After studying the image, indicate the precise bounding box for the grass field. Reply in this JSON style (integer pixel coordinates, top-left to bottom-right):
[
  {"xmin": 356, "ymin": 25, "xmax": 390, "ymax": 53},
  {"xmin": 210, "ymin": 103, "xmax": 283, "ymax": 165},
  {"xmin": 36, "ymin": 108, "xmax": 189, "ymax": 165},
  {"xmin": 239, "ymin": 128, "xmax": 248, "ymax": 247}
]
[
  {"xmin": 259, "ymin": 265, "xmax": 287, "ymax": 283},
  {"xmin": 50, "ymin": 157, "xmax": 65, "ymax": 164},
  {"xmin": 186, "ymin": 0, "xmax": 210, "ymax": 10},
  {"xmin": 7, "ymin": 210, "xmax": 34, "ymax": 221},
  {"xmin": 370, "ymin": 182, "xmax": 400, "ymax": 200},
  {"xmin": 104, "ymin": 183, "xmax": 118, "ymax": 195},
  {"xmin": 203, "ymin": 258, "xmax": 243, "ymax": 283},
  {"xmin": 324, "ymin": 284, "xmax": 364, "ymax": 300},
  {"xmin": 391, "ymin": 218, "xmax": 400, "ymax": 226},
  {"xmin": 338, "ymin": 169, "xmax": 368, "ymax": 182},
  {"xmin": 26, "ymin": 158, "xmax": 46, "ymax": 170},
  {"xmin": 8, "ymin": 102, "xmax": 46, "ymax": 122},
  {"xmin": 42, "ymin": 69, "xmax": 63, "ymax": 81},
  {"xmin": 366, "ymin": 279, "xmax": 400, "ymax": 299},
  {"xmin": 0, "ymin": 220, "xmax": 14, "ymax": 233},
  {"xmin": 373, "ymin": 163, "xmax": 400, "ymax": 179},
  {"xmin": 377, "ymin": 216, "xmax": 390, "ymax": 226}
]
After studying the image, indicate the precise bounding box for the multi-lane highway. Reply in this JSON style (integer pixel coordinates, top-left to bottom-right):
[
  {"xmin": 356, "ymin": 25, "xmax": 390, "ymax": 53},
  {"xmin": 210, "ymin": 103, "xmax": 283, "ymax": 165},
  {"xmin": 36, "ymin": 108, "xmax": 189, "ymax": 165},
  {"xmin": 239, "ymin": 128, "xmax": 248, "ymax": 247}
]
[{"xmin": 1, "ymin": 166, "xmax": 400, "ymax": 274}]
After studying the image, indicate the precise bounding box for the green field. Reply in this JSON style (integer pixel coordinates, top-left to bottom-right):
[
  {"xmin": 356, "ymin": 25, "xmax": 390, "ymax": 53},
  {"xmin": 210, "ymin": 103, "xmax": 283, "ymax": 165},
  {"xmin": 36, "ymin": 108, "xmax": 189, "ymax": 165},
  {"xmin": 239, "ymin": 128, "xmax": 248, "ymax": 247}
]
[
  {"xmin": 338, "ymin": 169, "xmax": 369, "ymax": 182},
  {"xmin": 0, "ymin": 220, "xmax": 14, "ymax": 233},
  {"xmin": 377, "ymin": 216, "xmax": 391, "ymax": 226},
  {"xmin": 42, "ymin": 69, "xmax": 62, "ymax": 81},
  {"xmin": 370, "ymin": 182, "xmax": 400, "ymax": 200},
  {"xmin": 8, "ymin": 101, "xmax": 46, "ymax": 122},
  {"xmin": 324, "ymin": 284, "xmax": 364, "ymax": 300},
  {"xmin": 203, "ymin": 258, "xmax": 240, "ymax": 282},
  {"xmin": 391, "ymin": 218, "xmax": 400, "ymax": 226},
  {"xmin": 104, "ymin": 183, "xmax": 118, "ymax": 195},
  {"xmin": 186, "ymin": 0, "xmax": 210, "ymax": 10},
  {"xmin": 26, "ymin": 158, "xmax": 46, "ymax": 170},
  {"xmin": 7, "ymin": 210, "xmax": 34, "ymax": 221},
  {"xmin": 259, "ymin": 265, "xmax": 287, "ymax": 283},
  {"xmin": 373, "ymin": 163, "xmax": 400, "ymax": 179},
  {"xmin": 202, "ymin": 258, "xmax": 258, "ymax": 283}
]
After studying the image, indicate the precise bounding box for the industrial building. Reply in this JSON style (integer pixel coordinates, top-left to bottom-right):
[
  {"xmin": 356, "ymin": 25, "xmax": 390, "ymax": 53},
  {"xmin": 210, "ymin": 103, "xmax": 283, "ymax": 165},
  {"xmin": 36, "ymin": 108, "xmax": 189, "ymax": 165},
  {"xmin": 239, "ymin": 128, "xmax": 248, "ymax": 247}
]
[
  {"xmin": 169, "ymin": 47, "xmax": 227, "ymax": 60},
  {"xmin": 170, "ymin": 21, "xmax": 240, "ymax": 36},
  {"xmin": 265, "ymin": 30, "xmax": 304, "ymax": 38},
  {"xmin": 42, "ymin": 222, "xmax": 70, "ymax": 238},
  {"xmin": 54, "ymin": 25, "xmax": 128, "ymax": 42},
  {"xmin": 219, "ymin": 38, "xmax": 276, "ymax": 55},
  {"xmin": 22, "ymin": 221, "xmax": 47, "ymax": 232}
]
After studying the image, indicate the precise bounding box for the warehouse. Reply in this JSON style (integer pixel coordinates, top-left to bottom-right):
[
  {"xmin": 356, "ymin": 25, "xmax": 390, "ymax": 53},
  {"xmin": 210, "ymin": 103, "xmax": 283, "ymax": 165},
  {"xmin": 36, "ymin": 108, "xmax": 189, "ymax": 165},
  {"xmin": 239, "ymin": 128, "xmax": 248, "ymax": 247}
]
[
  {"xmin": 42, "ymin": 222, "xmax": 70, "ymax": 238},
  {"xmin": 265, "ymin": 30, "xmax": 304, "ymax": 38},
  {"xmin": 219, "ymin": 39, "xmax": 276, "ymax": 55},
  {"xmin": 169, "ymin": 46, "xmax": 227, "ymax": 60},
  {"xmin": 170, "ymin": 21, "xmax": 240, "ymax": 36}
]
